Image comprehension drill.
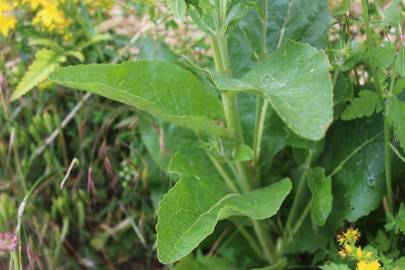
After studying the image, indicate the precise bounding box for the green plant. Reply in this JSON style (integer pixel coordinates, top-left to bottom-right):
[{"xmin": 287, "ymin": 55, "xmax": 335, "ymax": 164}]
[{"xmin": 9, "ymin": 0, "xmax": 405, "ymax": 269}]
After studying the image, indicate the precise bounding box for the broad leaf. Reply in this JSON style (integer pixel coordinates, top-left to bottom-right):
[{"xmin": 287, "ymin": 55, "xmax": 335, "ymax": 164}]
[
  {"xmin": 228, "ymin": 0, "xmax": 331, "ymax": 76},
  {"xmin": 307, "ymin": 167, "xmax": 332, "ymax": 226},
  {"xmin": 241, "ymin": 41, "xmax": 333, "ymax": 141},
  {"xmin": 156, "ymin": 153, "xmax": 292, "ymax": 264},
  {"xmin": 387, "ymin": 96, "xmax": 405, "ymax": 152},
  {"xmin": 214, "ymin": 41, "xmax": 333, "ymax": 140},
  {"xmin": 11, "ymin": 49, "xmax": 66, "ymax": 100},
  {"xmin": 267, "ymin": 0, "xmax": 332, "ymax": 49},
  {"xmin": 137, "ymin": 38, "xmax": 178, "ymax": 62},
  {"xmin": 49, "ymin": 61, "xmax": 225, "ymax": 135},
  {"xmin": 341, "ymin": 90, "xmax": 382, "ymax": 121},
  {"xmin": 322, "ymin": 117, "xmax": 386, "ymax": 221}
]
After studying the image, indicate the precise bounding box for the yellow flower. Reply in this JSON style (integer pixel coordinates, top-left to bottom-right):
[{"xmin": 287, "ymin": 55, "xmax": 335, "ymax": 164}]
[
  {"xmin": 0, "ymin": 2, "xmax": 13, "ymax": 12},
  {"xmin": 344, "ymin": 244, "xmax": 353, "ymax": 254},
  {"xmin": 0, "ymin": 1, "xmax": 16, "ymax": 37},
  {"xmin": 356, "ymin": 247, "xmax": 363, "ymax": 259},
  {"xmin": 346, "ymin": 228, "xmax": 361, "ymax": 241},
  {"xmin": 337, "ymin": 227, "xmax": 361, "ymax": 246},
  {"xmin": 357, "ymin": 260, "xmax": 381, "ymax": 270},
  {"xmin": 31, "ymin": 2, "xmax": 68, "ymax": 32}
]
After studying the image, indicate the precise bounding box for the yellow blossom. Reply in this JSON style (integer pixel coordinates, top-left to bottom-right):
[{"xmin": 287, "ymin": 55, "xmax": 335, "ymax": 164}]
[
  {"xmin": 356, "ymin": 247, "xmax": 363, "ymax": 259},
  {"xmin": 22, "ymin": 0, "xmax": 68, "ymax": 32},
  {"xmin": 0, "ymin": 2, "xmax": 13, "ymax": 12},
  {"xmin": 31, "ymin": 2, "xmax": 68, "ymax": 32},
  {"xmin": 337, "ymin": 227, "xmax": 361, "ymax": 246},
  {"xmin": 344, "ymin": 244, "xmax": 353, "ymax": 254},
  {"xmin": 357, "ymin": 260, "xmax": 381, "ymax": 270},
  {"xmin": 0, "ymin": 1, "xmax": 16, "ymax": 37}
]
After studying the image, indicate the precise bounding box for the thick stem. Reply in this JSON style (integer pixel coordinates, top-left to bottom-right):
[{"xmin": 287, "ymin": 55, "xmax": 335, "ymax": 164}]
[
  {"xmin": 361, "ymin": 0, "xmax": 393, "ymax": 214},
  {"xmin": 211, "ymin": 35, "xmax": 251, "ymax": 192},
  {"xmin": 211, "ymin": 30, "xmax": 276, "ymax": 263},
  {"xmin": 222, "ymin": 92, "xmax": 252, "ymax": 192},
  {"xmin": 252, "ymin": 0, "xmax": 269, "ymax": 171}
]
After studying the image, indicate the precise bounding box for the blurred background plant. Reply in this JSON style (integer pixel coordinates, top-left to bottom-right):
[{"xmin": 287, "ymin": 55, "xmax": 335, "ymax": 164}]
[{"xmin": 0, "ymin": 0, "xmax": 206, "ymax": 269}]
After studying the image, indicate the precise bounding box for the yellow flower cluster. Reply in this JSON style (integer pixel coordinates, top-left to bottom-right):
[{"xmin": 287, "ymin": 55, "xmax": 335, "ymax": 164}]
[
  {"xmin": 0, "ymin": 1, "xmax": 16, "ymax": 37},
  {"xmin": 357, "ymin": 260, "xmax": 382, "ymax": 270},
  {"xmin": 336, "ymin": 228, "xmax": 381, "ymax": 270},
  {"xmin": 24, "ymin": 0, "xmax": 69, "ymax": 33}
]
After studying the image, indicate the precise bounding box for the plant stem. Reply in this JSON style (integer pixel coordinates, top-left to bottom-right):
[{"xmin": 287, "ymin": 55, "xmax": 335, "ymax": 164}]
[
  {"xmin": 258, "ymin": 0, "xmax": 269, "ymax": 59},
  {"xmin": 253, "ymin": 100, "xmax": 269, "ymax": 165},
  {"xmin": 361, "ymin": 0, "xmax": 393, "ymax": 214},
  {"xmin": 207, "ymin": 151, "xmax": 240, "ymax": 193},
  {"xmin": 252, "ymin": 219, "xmax": 277, "ymax": 263},
  {"xmin": 210, "ymin": 18, "xmax": 276, "ymax": 263},
  {"xmin": 233, "ymin": 221, "xmax": 265, "ymax": 259},
  {"xmin": 211, "ymin": 35, "xmax": 251, "ymax": 192},
  {"xmin": 252, "ymin": 0, "xmax": 270, "ymax": 172},
  {"xmin": 282, "ymin": 152, "xmax": 312, "ymax": 249}
]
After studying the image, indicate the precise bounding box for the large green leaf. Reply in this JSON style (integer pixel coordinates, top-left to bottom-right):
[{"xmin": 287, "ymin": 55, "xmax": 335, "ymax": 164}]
[
  {"xmin": 156, "ymin": 153, "xmax": 292, "ymax": 264},
  {"xmin": 228, "ymin": 0, "xmax": 331, "ymax": 76},
  {"xmin": 322, "ymin": 117, "xmax": 385, "ymax": 222},
  {"xmin": 49, "ymin": 61, "xmax": 225, "ymax": 135},
  {"xmin": 267, "ymin": 0, "xmax": 331, "ymax": 49},
  {"xmin": 215, "ymin": 41, "xmax": 333, "ymax": 141},
  {"xmin": 11, "ymin": 49, "xmax": 66, "ymax": 100},
  {"xmin": 245, "ymin": 41, "xmax": 332, "ymax": 140}
]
